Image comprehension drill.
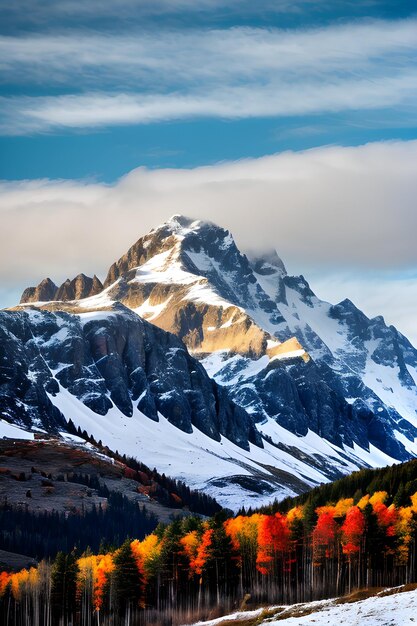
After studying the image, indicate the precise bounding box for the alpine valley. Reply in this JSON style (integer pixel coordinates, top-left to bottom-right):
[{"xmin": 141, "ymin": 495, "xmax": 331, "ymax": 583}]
[{"xmin": 2, "ymin": 215, "xmax": 417, "ymax": 511}]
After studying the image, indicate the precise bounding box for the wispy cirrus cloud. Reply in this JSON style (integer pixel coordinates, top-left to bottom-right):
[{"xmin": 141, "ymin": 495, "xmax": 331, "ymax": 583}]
[
  {"xmin": 2, "ymin": 20, "xmax": 417, "ymax": 85},
  {"xmin": 1, "ymin": 74, "xmax": 417, "ymax": 134},
  {"xmin": 1, "ymin": 19, "xmax": 417, "ymax": 134}
]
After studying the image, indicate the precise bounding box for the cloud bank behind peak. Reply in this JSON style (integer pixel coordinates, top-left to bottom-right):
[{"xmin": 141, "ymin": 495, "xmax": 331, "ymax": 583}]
[
  {"xmin": 1, "ymin": 140, "xmax": 416, "ymax": 281},
  {"xmin": 2, "ymin": 140, "xmax": 417, "ymax": 342}
]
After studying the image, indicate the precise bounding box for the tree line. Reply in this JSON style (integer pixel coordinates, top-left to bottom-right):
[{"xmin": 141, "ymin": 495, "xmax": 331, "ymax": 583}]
[
  {"xmin": 256, "ymin": 459, "xmax": 417, "ymax": 517},
  {"xmin": 65, "ymin": 422, "xmax": 223, "ymax": 517},
  {"xmin": 0, "ymin": 490, "xmax": 159, "ymax": 560},
  {"xmin": 2, "ymin": 483, "xmax": 417, "ymax": 625}
]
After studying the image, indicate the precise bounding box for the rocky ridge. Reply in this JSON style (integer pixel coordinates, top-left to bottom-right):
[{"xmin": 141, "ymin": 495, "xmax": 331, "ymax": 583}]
[
  {"xmin": 73, "ymin": 215, "xmax": 417, "ymax": 460},
  {"xmin": 21, "ymin": 274, "xmax": 103, "ymax": 304},
  {"xmin": 3, "ymin": 214, "xmax": 417, "ymax": 507}
]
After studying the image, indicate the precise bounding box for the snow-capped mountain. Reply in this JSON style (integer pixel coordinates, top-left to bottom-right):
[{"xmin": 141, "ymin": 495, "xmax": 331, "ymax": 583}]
[
  {"xmin": 5, "ymin": 214, "xmax": 417, "ymax": 509},
  {"xmin": 72, "ymin": 214, "xmax": 417, "ymax": 457},
  {"xmin": 1, "ymin": 304, "xmax": 364, "ymax": 510}
]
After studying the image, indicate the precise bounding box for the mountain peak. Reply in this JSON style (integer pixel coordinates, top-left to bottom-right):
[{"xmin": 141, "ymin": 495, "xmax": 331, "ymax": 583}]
[
  {"xmin": 161, "ymin": 214, "xmax": 204, "ymax": 239},
  {"xmin": 249, "ymin": 249, "xmax": 287, "ymax": 277},
  {"xmin": 163, "ymin": 214, "xmax": 226, "ymax": 240},
  {"xmin": 103, "ymin": 215, "xmax": 235, "ymax": 287},
  {"xmin": 20, "ymin": 277, "xmax": 58, "ymax": 304},
  {"xmin": 167, "ymin": 214, "xmax": 195, "ymax": 228}
]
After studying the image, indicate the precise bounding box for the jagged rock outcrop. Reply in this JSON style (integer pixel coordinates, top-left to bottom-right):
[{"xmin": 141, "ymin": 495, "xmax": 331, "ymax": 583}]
[
  {"xmin": 0, "ymin": 304, "xmax": 261, "ymax": 451},
  {"xmin": 55, "ymin": 273, "xmax": 103, "ymax": 300},
  {"xmin": 20, "ymin": 274, "xmax": 103, "ymax": 304},
  {"xmin": 10, "ymin": 214, "xmax": 417, "ymax": 504},
  {"xmin": 20, "ymin": 277, "xmax": 58, "ymax": 304}
]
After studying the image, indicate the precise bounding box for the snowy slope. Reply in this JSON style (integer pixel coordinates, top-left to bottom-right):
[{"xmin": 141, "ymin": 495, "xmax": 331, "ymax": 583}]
[
  {"xmin": 190, "ymin": 587, "xmax": 417, "ymax": 626},
  {"xmin": 0, "ymin": 419, "xmax": 34, "ymax": 440},
  {"xmin": 46, "ymin": 384, "xmax": 393, "ymax": 511},
  {"xmin": 100, "ymin": 215, "xmax": 417, "ymax": 453},
  {"xmin": 7, "ymin": 214, "xmax": 417, "ymax": 506}
]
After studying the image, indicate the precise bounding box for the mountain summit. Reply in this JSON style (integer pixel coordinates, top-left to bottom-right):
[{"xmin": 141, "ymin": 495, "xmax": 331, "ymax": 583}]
[{"xmin": 4, "ymin": 215, "xmax": 417, "ymax": 509}]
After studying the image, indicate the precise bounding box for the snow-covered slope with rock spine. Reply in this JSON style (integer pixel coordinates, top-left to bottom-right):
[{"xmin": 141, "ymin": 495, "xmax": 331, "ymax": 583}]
[
  {"xmin": 92, "ymin": 215, "xmax": 417, "ymax": 459},
  {"xmin": 6, "ymin": 214, "xmax": 417, "ymax": 507}
]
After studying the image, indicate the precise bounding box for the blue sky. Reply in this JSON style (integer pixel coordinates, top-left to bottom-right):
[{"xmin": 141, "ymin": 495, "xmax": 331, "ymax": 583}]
[
  {"xmin": 1, "ymin": 1, "xmax": 417, "ymax": 344},
  {"xmin": 1, "ymin": 0, "xmax": 417, "ymax": 180}
]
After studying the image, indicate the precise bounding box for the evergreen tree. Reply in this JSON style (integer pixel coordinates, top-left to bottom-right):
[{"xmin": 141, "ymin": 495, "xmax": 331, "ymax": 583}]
[
  {"xmin": 206, "ymin": 514, "xmax": 240, "ymax": 599},
  {"xmin": 51, "ymin": 550, "xmax": 78, "ymax": 625},
  {"xmin": 393, "ymin": 482, "xmax": 407, "ymax": 507},
  {"xmin": 113, "ymin": 539, "xmax": 144, "ymax": 616}
]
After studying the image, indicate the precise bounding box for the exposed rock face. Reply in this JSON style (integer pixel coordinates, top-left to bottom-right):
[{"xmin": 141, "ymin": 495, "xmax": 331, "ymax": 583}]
[
  {"xmin": 9, "ymin": 214, "xmax": 417, "ymax": 504},
  {"xmin": 97, "ymin": 217, "xmax": 291, "ymax": 358},
  {"xmin": 55, "ymin": 273, "xmax": 103, "ymax": 300},
  {"xmin": 84, "ymin": 215, "xmax": 416, "ymax": 461},
  {"xmin": 20, "ymin": 277, "xmax": 58, "ymax": 304},
  {"xmin": 206, "ymin": 351, "xmax": 410, "ymax": 460},
  {"xmin": 20, "ymin": 274, "xmax": 103, "ymax": 304},
  {"xmin": 0, "ymin": 305, "xmax": 261, "ymax": 451}
]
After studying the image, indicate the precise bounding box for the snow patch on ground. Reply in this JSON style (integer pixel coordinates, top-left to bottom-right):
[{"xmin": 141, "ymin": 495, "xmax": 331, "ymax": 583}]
[
  {"xmin": 184, "ymin": 281, "xmax": 235, "ymax": 309},
  {"xmin": 134, "ymin": 296, "xmax": 172, "ymax": 321},
  {"xmin": 132, "ymin": 250, "xmax": 196, "ymax": 286},
  {"xmin": 76, "ymin": 310, "xmax": 120, "ymax": 325},
  {"xmin": 76, "ymin": 283, "xmax": 117, "ymax": 309},
  {"xmin": 270, "ymin": 349, "xmax": 305, "ymax": 361},
  {"xmin": 190, "ymin": 587, "xmax": 417, "ymax": 626}
]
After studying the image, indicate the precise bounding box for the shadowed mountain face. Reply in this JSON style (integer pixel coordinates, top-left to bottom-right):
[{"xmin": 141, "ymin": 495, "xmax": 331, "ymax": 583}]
[
  {"xmin": 3, "ymin": 215, "xmax": 417, "ymax": 508},
  {"xmin": 89, "ymin": 215, "xmax": 417, "ymax": 456},
  {"xmin": 0, "ymin": 305, "xmax": 261, "ymax": 450}
]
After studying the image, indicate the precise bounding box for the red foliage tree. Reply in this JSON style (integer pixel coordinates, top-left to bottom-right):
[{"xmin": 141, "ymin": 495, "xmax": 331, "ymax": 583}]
[
  {"xmin": 341, "ymin": 506, "xmax": 365, "ymax": 556},
  {"xmin": 257, "ymin": 513, "xmax": 289, "ymax": 574},
  {"xmin": 313, "ymin": 509, "xmax": 338, "ymax": 561},
  {"xmin": 373, "ymin": 502, "xmax": 397, "ymax": 537}
]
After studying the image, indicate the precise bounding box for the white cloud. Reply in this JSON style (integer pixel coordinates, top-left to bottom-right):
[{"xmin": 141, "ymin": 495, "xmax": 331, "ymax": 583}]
[
  {"xmin": 2, "ymin": 140, "xmax": 417, "ymax": 343},
  {"xmin": 1, "ymin": 19, "xmax": 417, "ymax": 133},
  {"xmin": 2, "ymin": 71, "xmax": 417, "ymax": 134},
  {"xmin": 2, "ymin": 21, "xmax": 417, "ymax": 84}
]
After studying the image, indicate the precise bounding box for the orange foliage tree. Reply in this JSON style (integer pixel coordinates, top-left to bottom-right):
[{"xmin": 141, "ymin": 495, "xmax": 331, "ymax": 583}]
[
  {"xmin": 257, "ymin": 513, "xmax": 289, "ymax": 574},
  {"xmin": 94, "ymin": 554, "xmax": 114, "ymax": 612},
  {"xmin": 131, "ymin": 534, "xmax": 162, "ymax": 581}
]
